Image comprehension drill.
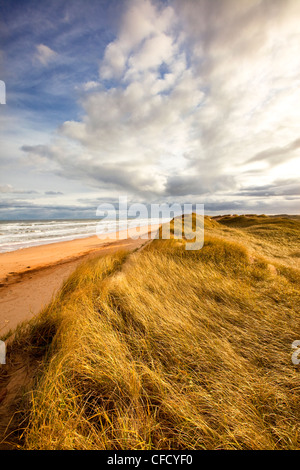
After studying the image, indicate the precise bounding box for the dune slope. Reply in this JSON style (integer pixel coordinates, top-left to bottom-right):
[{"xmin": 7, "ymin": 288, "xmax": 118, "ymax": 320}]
[{"xmin": 1, "ymin": 215, "xmax": 300, "ymax": 450}]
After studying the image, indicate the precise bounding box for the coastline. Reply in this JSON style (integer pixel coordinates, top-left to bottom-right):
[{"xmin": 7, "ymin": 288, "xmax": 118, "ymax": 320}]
[{"xmin": 0, "ymin": 224, "xmax": 160, "ymax": 336}]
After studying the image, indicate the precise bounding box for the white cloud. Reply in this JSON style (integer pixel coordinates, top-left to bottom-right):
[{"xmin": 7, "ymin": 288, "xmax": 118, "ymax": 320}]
[
  {"xmin": 21, "ymin": 0, "xmax": 300, "ymax": 211},
  {"xmin": 0, "ymin": 184, "xmax": 13, "ymax": 193},
  {"xmin": 100, "ymin": 0, "xmax": 176, "ymax": 81},
  {"xmin": 35, "ymin": 44, "xmax": 57, "ymax": 65},
  {"xmin": 81, "ymin": 81, "xmax": 100, "ymax": 91},
  {"xmin": 0, "ymin": 184, "xmax": 37, "ymax": 194},
  {"xmin": 127, "ymin": 33, "xmax": 174, "ymax": 72},
  {"xmin": 100, "ymin": 43, "xmax": 127, "ymax": 80}
]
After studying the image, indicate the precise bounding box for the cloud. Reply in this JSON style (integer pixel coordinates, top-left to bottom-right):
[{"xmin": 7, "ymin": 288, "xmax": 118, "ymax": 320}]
[
  {"xmin": 0, "ymin": 184, "xmax": 38, "ymax": 194},
  {"xmin": 0, "ymin": 198, "xmax": 97, "ymax": 220},
  {"xmin": 18, "ymin": 0, "xmax": 300, "ymax": 214},
  {"xmin": 21, "ymin": 144, "xmax": 58, "ymax": 168},
  {"xmin": 246, "ymin": 138, "xmax": 300, "ymax": 166},
  {"xmin": 100, "ymin": 0, "xmax": 176, "ymax": 81},
  {"xmin": 35, "ymin": 44, "xmax": 57, "ymax": 65},
  {"xmin": 24, "ymin": 0, "xmax": 208, "ymax": 199},
  {"xmin": 0, "ymin": 184, "xmax": 13, "ymax": 193},
  {"xmin": 44, "ymin": 191, "xmax": 64, "ymax": 195},
  {"xmin": 235, "ymin": 178, "xmax": 300, "ymax": 198},
  {"xmin": 164, "ymin": 174, "xmax": 235, "ymax": 197},
  {"xmin": 81, "ymin": 81, "xmax": 100, "ymax": 91}
]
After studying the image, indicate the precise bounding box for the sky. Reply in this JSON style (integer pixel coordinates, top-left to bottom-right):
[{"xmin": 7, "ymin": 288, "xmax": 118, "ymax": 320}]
[{"xmin": 0, "ymin": 0, "xmax": 300, "ymax": 219}]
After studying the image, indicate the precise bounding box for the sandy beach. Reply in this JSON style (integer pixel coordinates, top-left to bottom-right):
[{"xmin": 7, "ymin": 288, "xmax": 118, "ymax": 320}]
[{"xmin": 0, "ymin": 224, "xmax": 159, "ymax": 336}]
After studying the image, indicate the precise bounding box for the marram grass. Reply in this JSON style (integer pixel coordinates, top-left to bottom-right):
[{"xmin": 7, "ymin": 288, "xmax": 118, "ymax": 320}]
[{"xmin": 4, "ymin": 215, "xmax": 300, "ymax": 449}]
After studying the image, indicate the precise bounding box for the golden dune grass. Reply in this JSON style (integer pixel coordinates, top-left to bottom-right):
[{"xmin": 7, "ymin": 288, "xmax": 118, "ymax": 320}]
[{"xmin": 4, "ymin": 215, "xmax": 300, "ymax": 449}]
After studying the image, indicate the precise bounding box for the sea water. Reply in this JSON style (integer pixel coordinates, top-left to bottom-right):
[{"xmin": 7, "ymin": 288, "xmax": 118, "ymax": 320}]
[{"xmin": 0, "ymin": 218, "xmax": 163, "ymax": 253}]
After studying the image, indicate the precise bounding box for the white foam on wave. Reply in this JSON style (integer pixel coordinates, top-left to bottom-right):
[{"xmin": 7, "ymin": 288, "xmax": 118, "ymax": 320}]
[{"xmin": 0, "ymin": 218, "xmax": 164, "ymax": 253}]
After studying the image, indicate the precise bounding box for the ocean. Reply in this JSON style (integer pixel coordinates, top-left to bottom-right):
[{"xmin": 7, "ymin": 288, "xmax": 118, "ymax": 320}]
[{"xmin": 0, "ymin": 218, "xmax": 163, "ymax": 253}]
